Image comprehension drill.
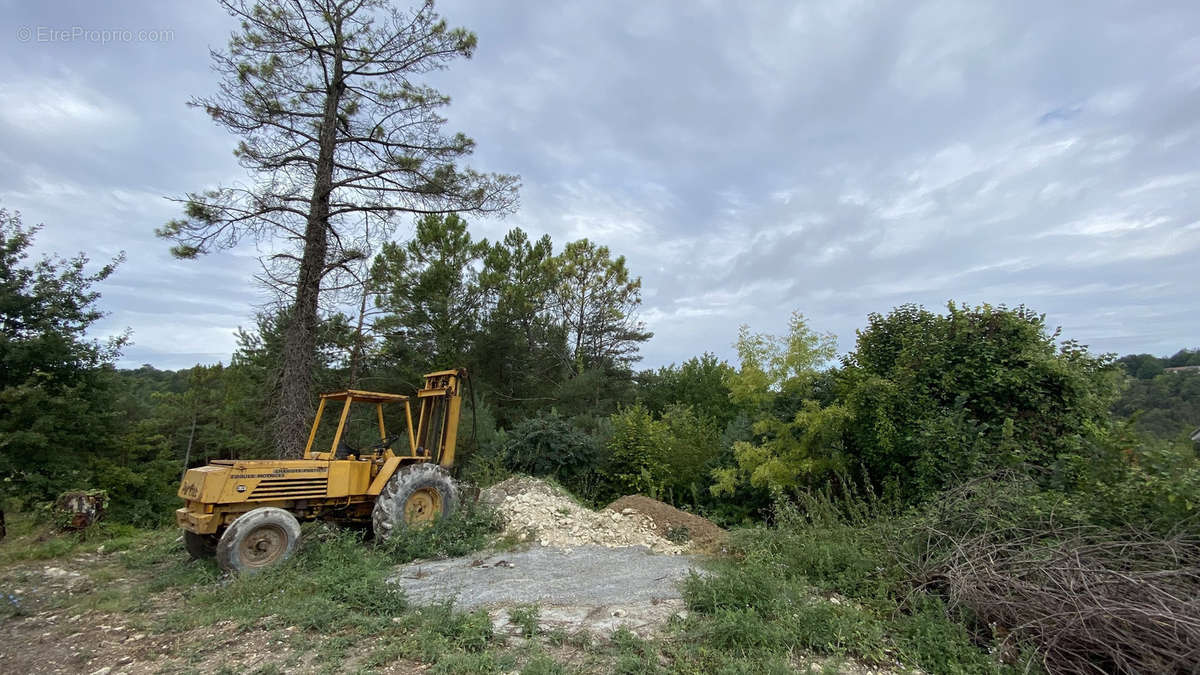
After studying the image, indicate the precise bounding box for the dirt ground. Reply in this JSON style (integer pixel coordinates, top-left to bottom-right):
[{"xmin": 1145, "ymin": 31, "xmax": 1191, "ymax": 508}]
[
  {"xmin": 0, "ymin": 554, "xmax": 430, "ymax": 675},
  {"xmin": 605, "ymin": 496, "xmax": 728, "ymax": 553}
]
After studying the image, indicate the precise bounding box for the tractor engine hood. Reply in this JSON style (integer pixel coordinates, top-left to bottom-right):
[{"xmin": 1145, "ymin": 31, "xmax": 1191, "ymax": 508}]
[{"xmin": 178, "ymin": 465, "xmax": 230, "ymax": 501}]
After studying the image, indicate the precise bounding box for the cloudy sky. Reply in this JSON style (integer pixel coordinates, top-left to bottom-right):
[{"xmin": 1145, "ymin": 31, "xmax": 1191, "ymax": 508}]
[{"xmin": 1, "ymin": 1, "xmax": 1197, "ymax": 370}]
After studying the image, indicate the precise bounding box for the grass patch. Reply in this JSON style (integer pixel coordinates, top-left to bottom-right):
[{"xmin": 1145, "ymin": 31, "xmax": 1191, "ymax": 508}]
[
  {"xmin": 0, "ymin": 512, "xmax": 150, "ymax": 565},
  {"xmin": 379, "ymin": 500, "xmax": 505, "ymax": 562},
  {"xmin": 665, "ymin": 497, "xmax": 1038, "ymax": 674}
]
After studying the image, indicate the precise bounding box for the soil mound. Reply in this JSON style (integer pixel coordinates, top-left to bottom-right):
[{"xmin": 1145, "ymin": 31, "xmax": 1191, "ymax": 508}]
[
  {"xmin": 606, "ymin": 495, "xmax": 726, "ymax": 553},
  {"xmin": 479, "ymin": 477, "xmax": 686, "ymax": 554}
]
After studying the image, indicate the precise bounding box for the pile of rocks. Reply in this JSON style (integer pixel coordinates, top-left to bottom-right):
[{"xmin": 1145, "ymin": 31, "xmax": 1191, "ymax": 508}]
[{"xmin": 479, "ymin": 477, "xmax": 687, "ymax": 554}]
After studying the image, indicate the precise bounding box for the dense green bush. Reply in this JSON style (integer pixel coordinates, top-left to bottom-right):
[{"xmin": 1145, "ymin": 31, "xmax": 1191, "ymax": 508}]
[
  {"xmin": 840, "ymin": 303, "xmax": 1122, "ymax": 500},
  {"xmin": 499, "ymin": 411, "xmax": 608, "ymax": 499},
  {"xmin": 658, "ymin": 404, "xmax": 722, "ymax": 505},
  {"xmin": 606, "ymin": 403, "xmax": 670, "ymax": 498},
  {"xmin": 636, "ymin": 353, "xmax": 737, "ymax": 428}
]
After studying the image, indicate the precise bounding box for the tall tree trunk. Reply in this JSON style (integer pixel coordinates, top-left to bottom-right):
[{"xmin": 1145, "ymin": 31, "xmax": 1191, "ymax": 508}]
[
  {"xmin": 348, "ymin": 272, "xmax": 370, "ymax": 388},
  {"xmin": 274, "ymin": 33, "xmax": 345, "ymax": 459}
]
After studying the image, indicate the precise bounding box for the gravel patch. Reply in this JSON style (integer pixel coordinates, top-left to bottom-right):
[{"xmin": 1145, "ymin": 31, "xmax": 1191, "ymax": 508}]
[{"xmin": 389, "ymin": 545, "xmax": 706, "ymax": 636}]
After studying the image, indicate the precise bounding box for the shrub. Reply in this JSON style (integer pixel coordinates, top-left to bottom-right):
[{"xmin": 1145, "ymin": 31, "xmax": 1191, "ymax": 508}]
[
  {"xmin": 841, "ymin": 303, "xmax": 1122, "ymax": 501},
  {"xmin": 501, "ymin": 411, "xmax": 605, "ymax": 496},
  {"xmin": 606, "ymin": 403, "xmax": 670, "ymax": 498},
  {"xmin": 658, "ymin": 404, "xmax": 722, "ymax": 505},
  {"xmin": 379, "ymin": 501, "xmax": 504, "ymax": 562}
]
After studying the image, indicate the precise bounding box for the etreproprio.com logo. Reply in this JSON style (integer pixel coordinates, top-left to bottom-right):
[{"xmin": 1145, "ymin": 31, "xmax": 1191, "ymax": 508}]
[{"xmin": 16, "ymin": 25, "xmax": 175, "ymax": 44}]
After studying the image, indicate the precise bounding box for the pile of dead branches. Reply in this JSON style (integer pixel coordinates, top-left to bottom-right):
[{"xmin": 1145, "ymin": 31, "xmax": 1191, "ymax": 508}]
[{"xmin": 900, "ymin": 477, "xmax": 1200, "ymax": 673}]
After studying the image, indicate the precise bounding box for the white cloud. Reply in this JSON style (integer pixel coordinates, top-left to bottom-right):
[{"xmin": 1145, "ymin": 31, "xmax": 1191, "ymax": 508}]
[
  {"xmin": 2, "ymin": 0, "xmax": 1198, "ymax": 370},
  {"xmin": 0, "ymin": 76, "xmax": 133, "ymax": 139}
]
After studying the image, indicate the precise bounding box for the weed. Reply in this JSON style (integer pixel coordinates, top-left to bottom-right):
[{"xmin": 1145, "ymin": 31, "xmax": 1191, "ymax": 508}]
[
  {"xmin": 508, "ymin": 603, "xmax": 540, "ymax": 638},
  {"xmin": 430, "ymin": 649, "xmax": 515, "ymax": 673},
  {"xmin": 665, "ymin": 526, "xmax": 691, "ymax": 544},
  {"xmin": 545, "ymin": 626, "xmax": 568, "ymax": 646},
  {"xmin": 378, "ymin": 502, "xmax": 504, "ymax": 563},
  {"xmin": 521, "ymin": 653, "xmax": 567, "ymax": 674}
]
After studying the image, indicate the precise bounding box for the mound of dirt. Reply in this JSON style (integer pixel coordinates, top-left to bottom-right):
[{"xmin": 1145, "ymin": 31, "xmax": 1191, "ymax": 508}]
[
  {"xmin": 606, "ymin": 496, "xmax": 727, "ymax": 553},
  {"xmin": 479, "ymin": 477, "xmax": 686, "ymax": 554}
]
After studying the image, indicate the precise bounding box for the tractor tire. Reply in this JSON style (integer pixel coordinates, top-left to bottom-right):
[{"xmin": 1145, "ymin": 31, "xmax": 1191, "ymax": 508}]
[
  {"xmin": 372, "ymin": 463, "xmax": 459, "ymax": 542},
  {"xmin": 216, "ymin": 507, "xmax": 301, "ymax": 574},
  {"xmin": 184, "ymin": 530, "xmax": 218, "ymax": 559}
]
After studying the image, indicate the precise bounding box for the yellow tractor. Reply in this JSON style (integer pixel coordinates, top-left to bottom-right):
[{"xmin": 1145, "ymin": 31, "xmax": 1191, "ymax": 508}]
[{"xmin": 176, "ymin": 369, "xmax": 466, "ymax": 572}]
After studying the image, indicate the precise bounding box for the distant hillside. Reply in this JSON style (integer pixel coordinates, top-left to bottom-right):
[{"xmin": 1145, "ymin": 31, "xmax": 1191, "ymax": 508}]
[{"xmin": 1114, "ymin": 349, "xmax": 1200, "ymax": 441}]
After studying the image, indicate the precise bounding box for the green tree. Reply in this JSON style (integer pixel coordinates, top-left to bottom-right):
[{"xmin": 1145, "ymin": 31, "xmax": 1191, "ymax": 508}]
[
  {"xmin": 1166, "ymin": 348, "xmax": 1200, "ymax": 368},
  {"xmin": 158, "ymin": 0, "xmax": 518, "ymax": 458},
  {"xmin": 636, "ymin": 353, "xmax": 736, "ymax": 428},
  {"xmin": 726, "ymin": 311, "xmax": 837, "ymax": 413},
  {"xmin": 607, "ymin": 403, "xmax": 670, "ymax": 498},
  {"xmin": 553, "ymin": 239, "xmax": 651, "ymax": 373},
  {"xmin": 1112, "ymin": 370, "xmax": 1200, "ymax": 441},
  {"xmin": 501, "ymin": 412, "xmax": 604, "ymax": 497},
  {"xmin": 0, "ymin": 209, "xmax": 128, "ymax": 508},
  {"xmin": 473, "ymin": 227, "xmax": 565, "ymax": 422},
  {"xmin": 1117, "ymin": 353, "xmax": 1165, "ymax": 380},
  {"xmin": 840, "ymin": 303, "xmax": 1122, "ymax": 500},
  {"xmin": 710, "ymin": 313, "xmax": 842, "ymax": 497},
  {"xmin": 371, "ymin": 213, "xmax": 489, "ymax": 373},
  {"xmin": 658, "ymin": 404, "xmax": 722, "ymax": 506}
]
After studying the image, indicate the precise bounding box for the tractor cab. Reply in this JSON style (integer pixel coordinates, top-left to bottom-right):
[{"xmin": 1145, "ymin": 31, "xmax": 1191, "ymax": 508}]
[{"xmin": 305, "ymin": 369, "xmax": 463, "ymax": 468}]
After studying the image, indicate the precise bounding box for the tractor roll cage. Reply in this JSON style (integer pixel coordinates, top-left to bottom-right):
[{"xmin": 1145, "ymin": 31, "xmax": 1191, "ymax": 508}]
[{"xmin": 303, "ymin": 369, "xmax": 464, "ymax": 467}]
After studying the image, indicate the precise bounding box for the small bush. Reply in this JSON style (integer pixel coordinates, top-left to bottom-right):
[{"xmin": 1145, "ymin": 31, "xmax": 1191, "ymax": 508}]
[
  {"xmin": 508, "ymin": 603, "xmax": 540, "ymax": 638},
  {"xmin": 501, "ymin": 412, "xmax": 606, "ymax": 498},
  {"xmin": 379, "ymin": 501, "xmax": 504, "ymax": 563}
]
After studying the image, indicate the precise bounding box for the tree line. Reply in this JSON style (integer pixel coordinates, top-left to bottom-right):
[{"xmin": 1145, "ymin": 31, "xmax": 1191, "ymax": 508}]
[{"xmin": 3, "ymin": 201, "xmax": 1197, "ymax": 531}]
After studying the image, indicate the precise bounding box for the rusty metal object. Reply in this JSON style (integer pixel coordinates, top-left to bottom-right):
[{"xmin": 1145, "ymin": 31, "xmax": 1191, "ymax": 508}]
[{"xmin": 55, "ymin": 490, "xmax": 107, "ymax": 530}]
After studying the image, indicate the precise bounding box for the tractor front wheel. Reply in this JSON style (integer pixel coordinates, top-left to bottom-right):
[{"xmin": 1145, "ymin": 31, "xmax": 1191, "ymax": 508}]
[
  {"xmin": 184, "ymin": 530, "xmax": 218, "ymax": 559},
  {"xmin": 372, "ymin": 463, "xmax": 459, "ymax": 542},
  {"xmin": 216, "ymin": 507, "xmax": 301, "ymax": 573}
]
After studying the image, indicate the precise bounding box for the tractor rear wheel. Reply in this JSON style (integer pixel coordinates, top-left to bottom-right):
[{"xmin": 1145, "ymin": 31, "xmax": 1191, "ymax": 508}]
[
  {"xmin": 372, "ymin": 463, "xmax": 458, "ymax": 542},
  {"xmin": 184, "ymin": 530, "xmax": 218, "ymax": 559},
  {"xmin": 216, "ymin": 507, "xmax": 301, "ymax": 573}
]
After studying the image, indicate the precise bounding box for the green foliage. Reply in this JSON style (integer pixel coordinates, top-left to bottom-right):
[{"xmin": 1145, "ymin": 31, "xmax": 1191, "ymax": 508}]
[
  {"xmin": 607, "ymin": 403, "xmax": 671, "ymax": 498},
  {"xmin": 678, "ymin": 496, "xmax": 1031, "ymax": 674},
  {"xmin": 0, "ymin": 209, "xmax": 144, "ymax": 513},
  {"xmin": 1112, "ymin": 370, "xmax": 1200, "ymax": 441},
  {"xmin": 474, "ymin": 227, "xmax": 567, "ymax": 425},
  {"xmin": 712, "ymin": 312, "xmax": 840, "ymax": 498},
  {"xmin": 372, "ymin": 213, "xmax": 490, "ymax": 372},
  {"xmin": 1120, "ymin": 348, "xmax": 1200, "ymax": 378},
  {"xmin": 840, "ymin": 303, "xmax": 1122, "ymax": 500},
  {"xmin": 550, "ymin": 366, "xmax": 637, "ymax": 425},
  {"xmin": 658, "ymin": 404, "xmax": 723, "ymax": 505},
  {"xmin": 500, "ymin": 412, "xmax": 606, "ymax": 498},
  {"xmin": 726, "ymin": 311, "xmax": 837, "ymax": 412},
  {"xmin": 507, "ymin": 603, "xmax": 540, "ymax": 638},
  {"xmin": 378, "ymin": 501, "xmax": 504, "ymax": 562},
  {"xmin": 554, "ymin": 238, "xmax": 652, "ymax": 373},
  {"xmin": 636, "ymin": 353, "xmax": 736, "ymax": 427},
  {"xmin": 1118, "ymin": 353, "xmax": 1166, "ymax": 379}
]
